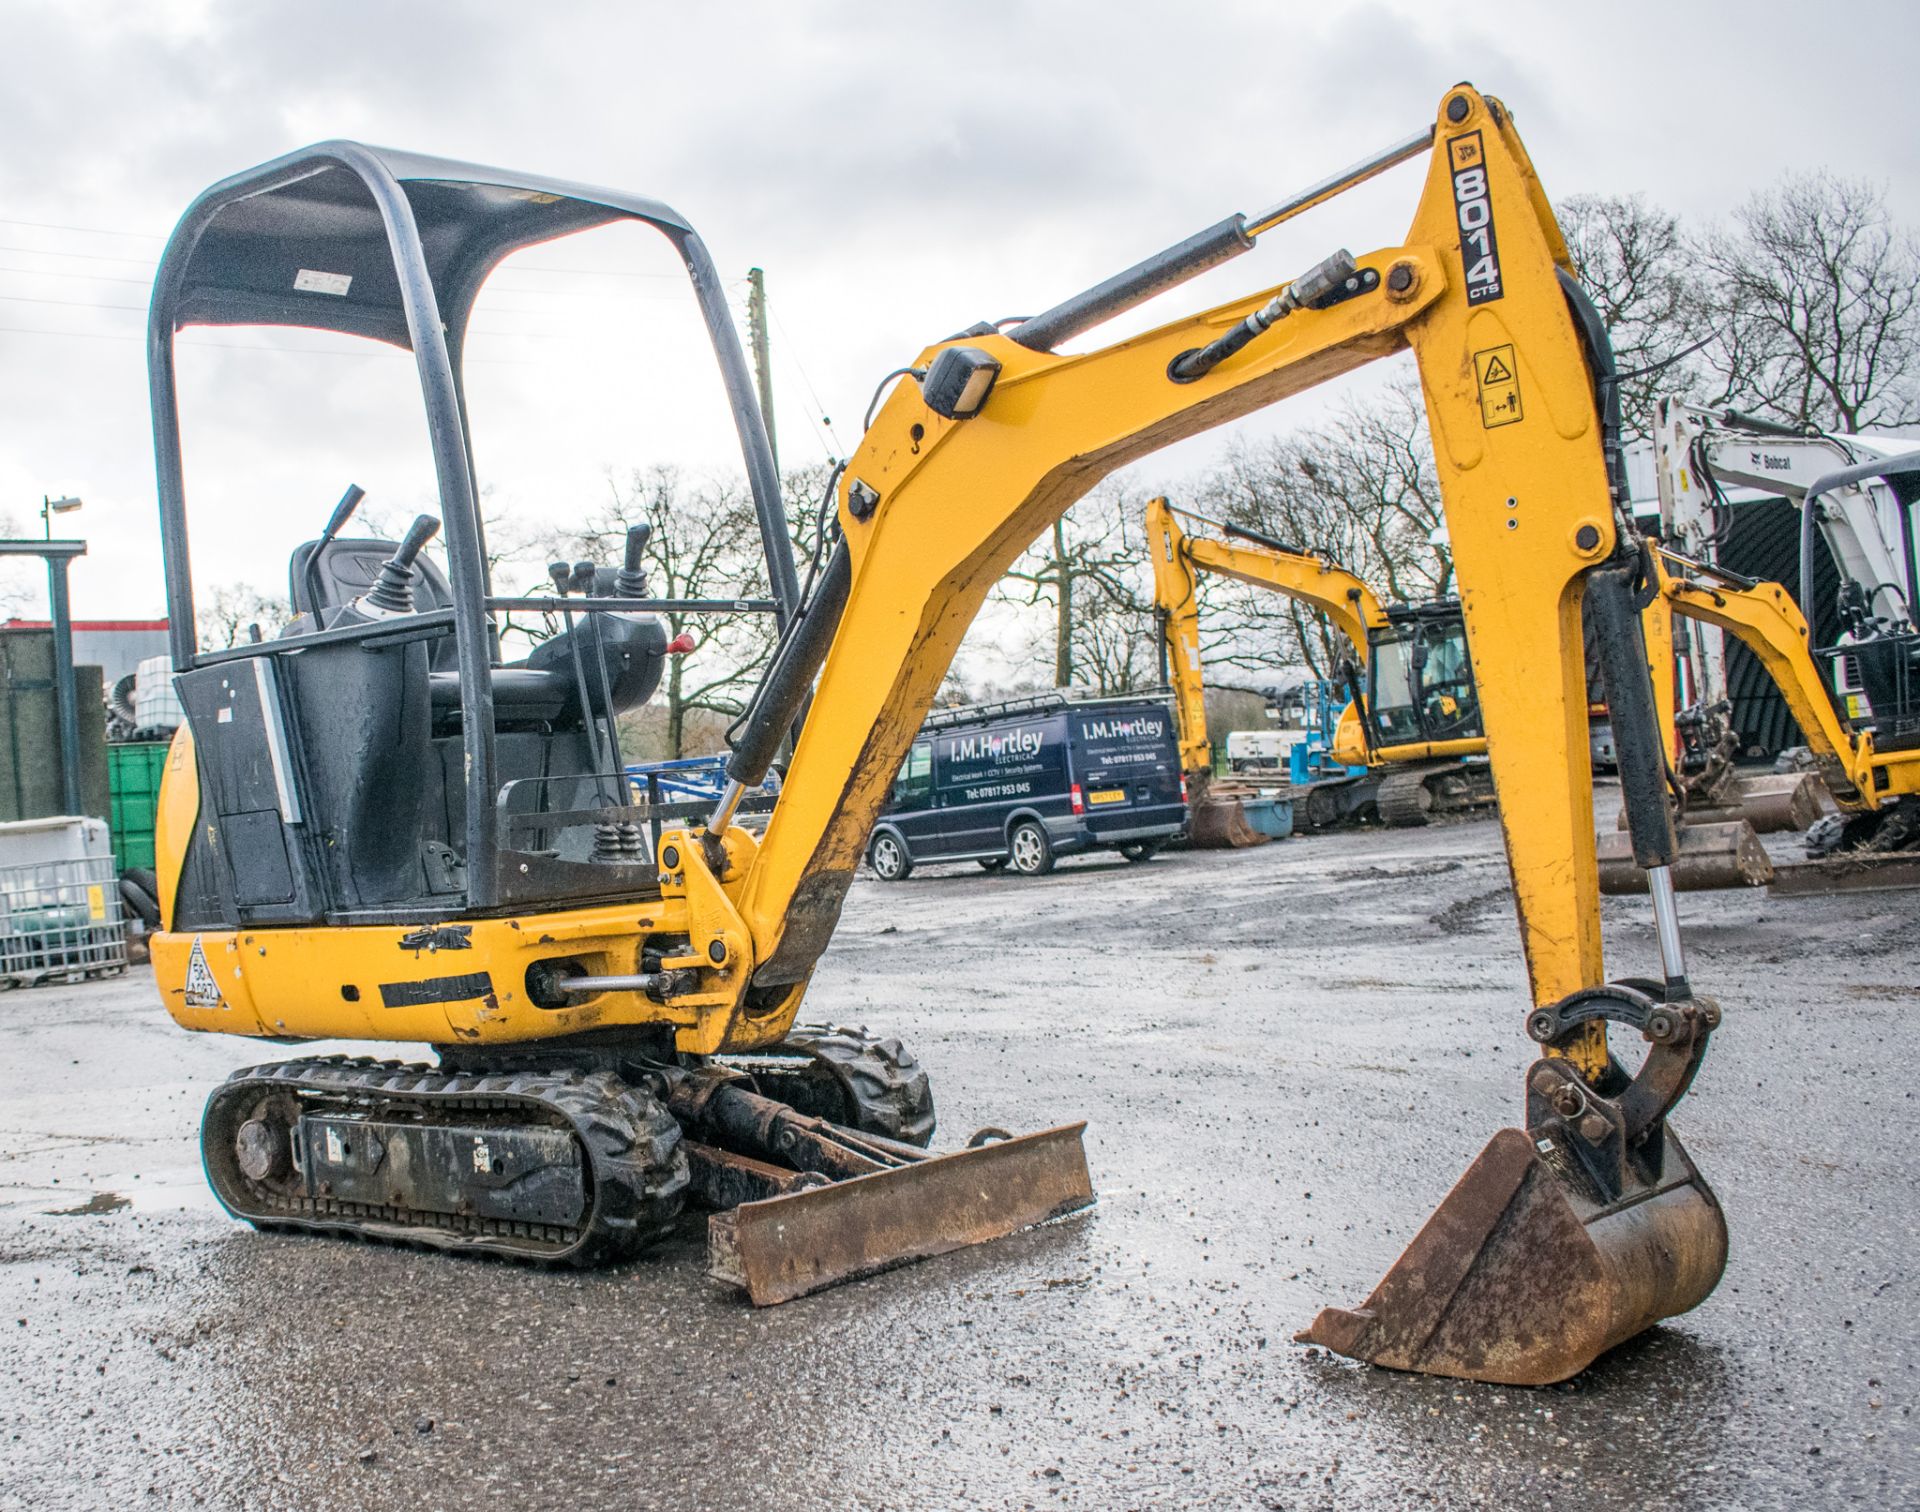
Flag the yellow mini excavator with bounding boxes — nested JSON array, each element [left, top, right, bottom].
[[1147, 497, 1495, 836], [151, 87, 1731, 1385], [1650, 547, 1920, 892]]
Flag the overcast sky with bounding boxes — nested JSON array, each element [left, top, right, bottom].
[[3, 0, 1918, 627]]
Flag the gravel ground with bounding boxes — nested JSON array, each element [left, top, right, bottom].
[[1, 810, 1914, 1510]]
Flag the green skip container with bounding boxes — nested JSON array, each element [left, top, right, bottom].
[[107, 741, 171, 874]]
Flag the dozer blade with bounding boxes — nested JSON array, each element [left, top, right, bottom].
[[707, 1123, 1094, 1305], [1597, 820, 1771, 893], [1188, 794, 1270, 848], [1298, 1123, 1726, 1385]]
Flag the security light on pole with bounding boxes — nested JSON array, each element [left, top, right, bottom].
[[40, 495, 82, 540]]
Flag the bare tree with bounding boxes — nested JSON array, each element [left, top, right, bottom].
[[196, 583, 290, 649], [1192, 375, 1451, 680], [533, 465, 775, 758], [1559, 192, 1715, 439], [1700, 173, 1920, 432], [995, 482, 1153, 688]]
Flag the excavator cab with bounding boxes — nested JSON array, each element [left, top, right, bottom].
[[148, 143, 1093, 1287], [148, 146, 798, 926], [1805, 456, 1920, 752], [1364, 602, 1484, 746]]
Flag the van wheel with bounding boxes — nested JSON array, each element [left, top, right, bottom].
[[1119, 842, 1159, 862], [868, 832, 912, 882], [977, 858, 1007, 872], [1008, 821, 1055, 877]]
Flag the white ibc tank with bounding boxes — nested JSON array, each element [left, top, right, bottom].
[[133, 654, 185, 731]]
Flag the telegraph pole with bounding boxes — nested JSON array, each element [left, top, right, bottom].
[[746, 267, 779, 475]]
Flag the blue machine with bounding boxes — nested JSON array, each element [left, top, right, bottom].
[[626, 755, 781, 806], [1283, 679, 1367, 789]]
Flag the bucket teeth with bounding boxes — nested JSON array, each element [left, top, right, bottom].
[[1299, 1124, 1726, 1385]]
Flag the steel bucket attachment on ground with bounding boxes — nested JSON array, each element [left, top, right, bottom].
[[1598, 820, 1771, 893], [1613, 777, 1825, 836], [1188, 794, 1270, 848], [1299, 982, 1727, 1385], [1714, 772, 1827, 834], [662, 1073, 1094, 1305]]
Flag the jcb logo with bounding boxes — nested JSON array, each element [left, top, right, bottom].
[[1449, 132, 1503, 306]]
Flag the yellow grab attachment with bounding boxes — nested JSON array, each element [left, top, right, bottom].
[[707, 1123, 1094, 1305]]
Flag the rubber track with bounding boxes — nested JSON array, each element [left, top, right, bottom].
[[1375, 768, 1436, 828], [202, 1056, 688, 1266]]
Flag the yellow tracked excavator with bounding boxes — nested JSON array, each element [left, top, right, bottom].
[[151, 87, 1731, 1384], [1147, 496, 1496, 840]]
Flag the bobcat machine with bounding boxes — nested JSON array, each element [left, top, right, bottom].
[[1148, 497, 1495, 841], [151, 87, 1732, 1385]]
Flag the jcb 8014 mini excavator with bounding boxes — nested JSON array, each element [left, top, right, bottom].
[[152, 86, 1732, 1384], [1147, 497, 1495, 836]]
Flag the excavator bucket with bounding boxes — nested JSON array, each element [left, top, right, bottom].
[[705, 1123, 1095, 1305], [1597, 820, 1771, 893], [1720, 771, 1828, 834], [1187, 794, 1270, 848], [1298, 1122, 1726, 1385]]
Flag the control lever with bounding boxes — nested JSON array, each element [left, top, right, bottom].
[[304, 482, 367, 614], [617, 524, 651, 598], [570, 561, 596, 596], [358, 514, 440, 616], [548, 561, 573, 597]]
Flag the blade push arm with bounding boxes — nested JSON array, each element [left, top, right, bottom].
[[661, 86, 1636, 1062]]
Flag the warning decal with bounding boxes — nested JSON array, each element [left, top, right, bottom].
[[184, 936, 223, 1008], [1473, 344, 1523, 428]]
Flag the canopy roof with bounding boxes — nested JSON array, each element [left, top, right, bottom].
[[157, 142, 695, 348]]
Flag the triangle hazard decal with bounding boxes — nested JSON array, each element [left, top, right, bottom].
[[1481, 353, 1513, 383], [184, 936, 223, 1008]]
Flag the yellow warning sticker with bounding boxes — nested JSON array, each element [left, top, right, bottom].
[[86, 883, 105, 921], [1473, 344, 1523, 427], [184, 936, 224, 1008]]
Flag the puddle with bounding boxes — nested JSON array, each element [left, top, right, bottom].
[[45, 1190, 131, 1216]]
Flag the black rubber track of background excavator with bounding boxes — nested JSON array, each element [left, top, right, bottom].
[[200, 1057, 688, 1266], [1375, 768, 1438, 827], [1375, 764, 1497, 828]]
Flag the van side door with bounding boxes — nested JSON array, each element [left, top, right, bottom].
[[885, 740, 939, 859]]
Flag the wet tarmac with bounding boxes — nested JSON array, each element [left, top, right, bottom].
[[2, 812, 1915, 1509]]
